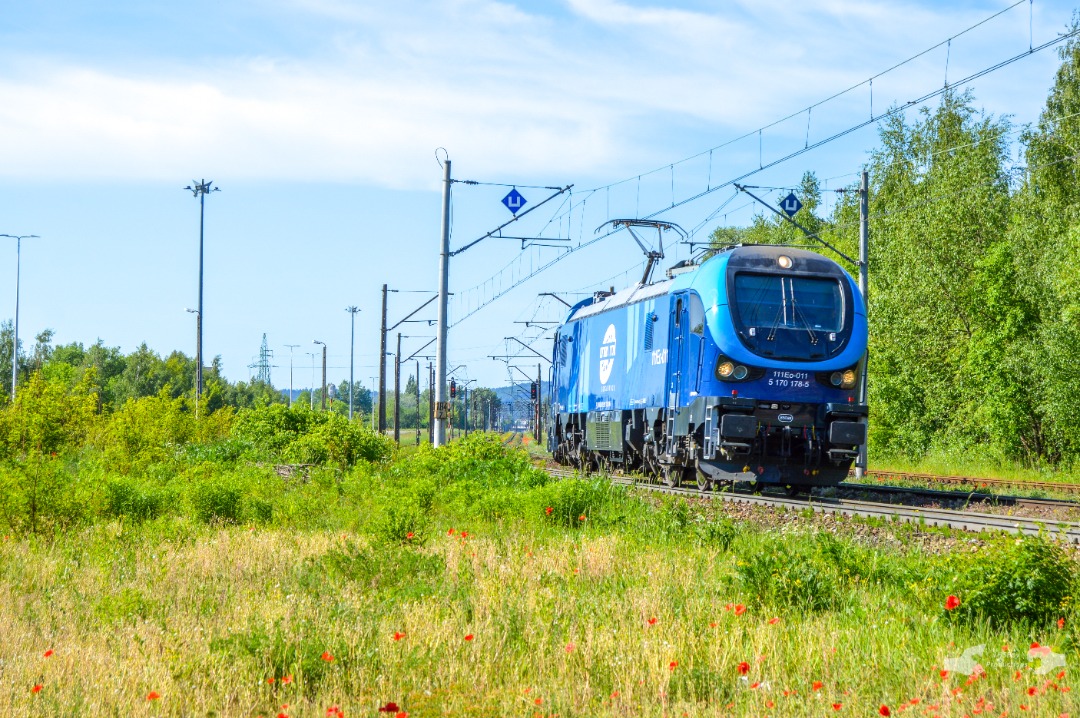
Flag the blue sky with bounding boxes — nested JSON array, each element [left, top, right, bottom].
[[0, 0, 1075, 391]]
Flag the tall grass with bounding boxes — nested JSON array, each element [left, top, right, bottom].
[[0, 434, 1076, 716]]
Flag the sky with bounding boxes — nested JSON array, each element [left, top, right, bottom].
[[0, 0, 1076, 391]]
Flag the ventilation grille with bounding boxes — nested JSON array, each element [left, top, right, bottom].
[[644, 316, 655, 351]]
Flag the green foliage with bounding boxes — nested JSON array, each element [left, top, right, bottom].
[[947, 535, 1076, 627], [231, 404, 393, 467], [103, 476, 166, 523], [734, 540, 838, 612]]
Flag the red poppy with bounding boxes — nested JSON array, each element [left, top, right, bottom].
[[879, 706, 891, 717], [768, 617, 780, 625], [460, 531, 469, 538], [464, 634, 474, 641], [267, 678, 275, 684], [1031, 642, 1040, 649], [1028, 687, 1037, 696], [647, 617, 658, 625], [812, 681, 823, 691], [43, 649, 54, 658], [737, 661, 750, 675], [147, 691, 161, 700], [447, 528, 455, 535], [750, 681, 760, 689], [940, 670, 948, 678], [325, 707, 343, 718], [766, 700, 775, 708], [393, 631, 406, 641], [405, 532, 414, 540], [321, 651, 334, 662], [31, 684, 42, 694], [945, 595, 961, 611], [668, 661, 679, 670], [281, 675, 293, 684], [1057, 670, 1066, 680], [1058, 617, 1066, 629], [534, 698, 542, 705], [565, 642, 575, 653], [832, 704, 842, 711], [395, 713, 407, 718], [278, 713, 289, 718], [378, 702, 401, 713], [545, 507, 553, 515], [734, 604, 747, 616], [709, 621, 717, 628]]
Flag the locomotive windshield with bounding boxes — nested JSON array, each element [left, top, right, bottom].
[[732, 273, 845, 360]]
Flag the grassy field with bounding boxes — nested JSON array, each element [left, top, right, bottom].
[[1, 434, 1078, 717]]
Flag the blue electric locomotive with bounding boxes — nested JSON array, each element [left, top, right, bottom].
[[548, 244, 868, 490]]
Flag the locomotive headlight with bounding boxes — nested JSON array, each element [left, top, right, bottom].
[[733, 365, 749, 380], [841, 369, 857, 388], [777, 255, 793, 269], [717, 361, 735, 378], [830, 371, 843, 387]]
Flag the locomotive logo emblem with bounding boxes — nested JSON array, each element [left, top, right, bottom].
[[778, 414, 794, 423], [598, 324, 617, 384]]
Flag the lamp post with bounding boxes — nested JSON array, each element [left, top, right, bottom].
[[346, 306, 360, 420], [185, 308, 201, 417], [307, 352, 316, 410], [183, 180, 219, 404], [313, 340, 327, 411], [284, 344, 299, 407], [1, 235, 39, 403]]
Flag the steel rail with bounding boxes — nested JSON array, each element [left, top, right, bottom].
[[858, 469, 1080, 495], [547, 468, 1080, 543]]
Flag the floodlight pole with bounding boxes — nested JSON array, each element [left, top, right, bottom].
[[184, 180, 219, 404], [434, 157, 451, 447], [313, 340, 327, 411], [346, 306, 360, 420], [2, 234, 39, 401]]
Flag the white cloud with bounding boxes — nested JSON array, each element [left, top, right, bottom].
[[0, 0, 1068, 188]]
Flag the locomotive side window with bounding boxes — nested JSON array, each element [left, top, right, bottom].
[[689, 294, 705, 335], [674, 298, 682, 326]]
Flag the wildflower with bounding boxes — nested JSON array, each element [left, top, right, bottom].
[[669, 661, 678, 670], [945, 595, 961, 611], [281, 675, 293, 684], [879, 706, 891, 717], [766, 700, 775, 708], [709, 621, 717, 628], [565, 642, 575, 653], [832, 704, 842, 711], [278, 713, 289, 718], [750, 681, 760, 689], [147, 691, 161, 700], [812, 681, 823, 691], [738, 662, 750, 675], [31, 685, 43, 694], [393, 632, 406, 641], [447, 528, 455, 535], [378, 702, 401, 713], [940, 670, 949, 679], [1031, 641, 1041, 649], [464, 634, 474, 641], [734, 604, 747, 616], [325, 707, 343, 718], [405, 532, 414, 540], [395, 712, 407, 718], [1057, 671, 1066, 680], [267, 678, 275, 684], [545, 507, 553, 515], [647, 617, 658, 625], [1028, 687, 1037, 696], [768, 617, 780, 625], [460, 531, 468, 538], [321, 651, 334, 662], [578, 514, 586, 521], [1058, 617, 1066, 629], [43, 649, 54, 658], [534, 698, 542, 705]]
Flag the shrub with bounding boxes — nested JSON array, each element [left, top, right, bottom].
[[947, 535, 1076, 626], [232, 405, 393, 467], [735, 541, 838, 612], [103, 477, 165, 523]]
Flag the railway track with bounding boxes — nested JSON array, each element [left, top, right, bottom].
[[858, 468, 1080, 495], [547, 467, 1080, 543]]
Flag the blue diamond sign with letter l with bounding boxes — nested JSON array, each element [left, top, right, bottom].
[[780, 192, 802, 218], [502, 188, 527, 215]]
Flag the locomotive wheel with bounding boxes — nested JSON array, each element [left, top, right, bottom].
[[662, 465, 681, 488], [696, 471, 713, 492]]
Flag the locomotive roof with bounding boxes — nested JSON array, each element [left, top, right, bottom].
[[563, 245, 852, 324]]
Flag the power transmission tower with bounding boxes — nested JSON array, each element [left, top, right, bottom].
[[250, 333, 274, 384]]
